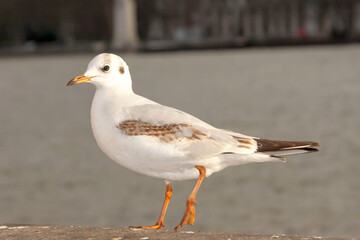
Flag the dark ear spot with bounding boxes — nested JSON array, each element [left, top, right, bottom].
[[119, 66, 125, 74]]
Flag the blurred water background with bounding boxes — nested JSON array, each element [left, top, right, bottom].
[[1, 45, 360, 238], [1, 0, 360, 239]]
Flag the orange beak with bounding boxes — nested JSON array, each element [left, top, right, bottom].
[[67, 74, 95, 86]]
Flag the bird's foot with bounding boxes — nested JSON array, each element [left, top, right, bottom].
[[175, 198, 196, 230], [130, 222, 164, 229]]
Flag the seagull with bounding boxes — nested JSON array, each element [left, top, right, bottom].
[[67, 53, 319, 230]]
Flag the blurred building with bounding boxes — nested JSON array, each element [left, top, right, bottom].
[[138, 0, 360, 49], [0, 0, 114, 53], [0, 0, 360, 53]]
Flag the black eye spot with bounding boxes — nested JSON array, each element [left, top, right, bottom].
[[102, 65, 110, 72], [119, 66, 125, 74]]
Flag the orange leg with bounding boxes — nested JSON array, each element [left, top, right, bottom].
[[130, 183, 172, 229], [175, 166, 206, 230]]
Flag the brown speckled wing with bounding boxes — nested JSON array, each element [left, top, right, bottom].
[[232, 136, 255, 149], [118, 120, 208, 143], [117, 120, 258, 160]]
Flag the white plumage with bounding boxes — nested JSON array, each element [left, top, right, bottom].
[[67, 53, 319, 229]]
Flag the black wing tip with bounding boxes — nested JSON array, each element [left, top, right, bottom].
[[255, 138, 320, 152]]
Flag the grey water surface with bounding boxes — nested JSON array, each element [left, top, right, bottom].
[[0, 45, 359, 238]]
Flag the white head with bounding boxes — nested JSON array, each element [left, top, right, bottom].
[[68, 53, 133, 93]]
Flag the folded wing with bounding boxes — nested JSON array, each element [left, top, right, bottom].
[[119, 104, 319, 161]]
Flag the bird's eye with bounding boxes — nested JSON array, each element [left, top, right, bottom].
[[102, 65, 110, 72]]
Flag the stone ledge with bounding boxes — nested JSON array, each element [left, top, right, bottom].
[[0, 225, 352, 240]]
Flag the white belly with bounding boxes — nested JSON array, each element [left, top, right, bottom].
[[91, 120, 214, 180], [89, 90, 225, 181]]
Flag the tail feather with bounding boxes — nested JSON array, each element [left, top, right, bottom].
[[254, 138, 319, 158], [220, 137, 319, 166], [255, 138, 319, 152]]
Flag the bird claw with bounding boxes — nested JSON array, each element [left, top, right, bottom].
[[130, 222, 164, 229], [175, 203, 196, 230]]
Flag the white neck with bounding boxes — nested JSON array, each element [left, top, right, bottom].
[[93, 72, 133, 94]]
